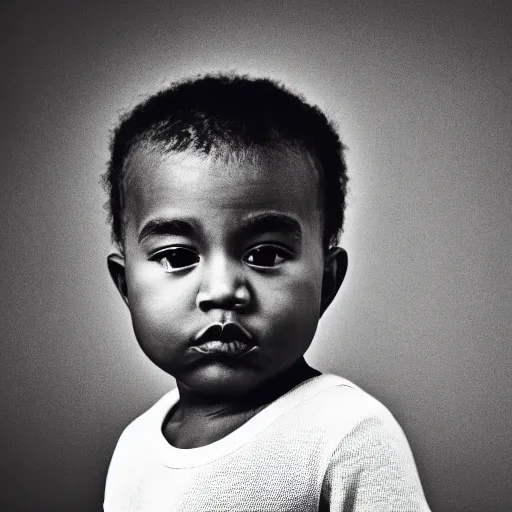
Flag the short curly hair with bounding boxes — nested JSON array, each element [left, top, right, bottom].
[[103, 73, 348, 250]]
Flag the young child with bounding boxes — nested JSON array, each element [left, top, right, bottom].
[[102, 74, 431, 511]]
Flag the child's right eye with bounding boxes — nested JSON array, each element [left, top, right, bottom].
[[154, 247, 200, 273]]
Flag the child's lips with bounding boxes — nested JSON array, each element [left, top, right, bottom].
[[190, 321, 257, 357]]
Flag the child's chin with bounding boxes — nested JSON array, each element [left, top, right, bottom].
[[180, 363, 264, 398]]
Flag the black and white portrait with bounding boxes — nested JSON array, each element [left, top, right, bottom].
[[2, 1, 511, 511]]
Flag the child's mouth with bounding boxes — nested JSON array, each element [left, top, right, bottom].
[[190, 340, 257, 357], [190, 321, 257, 357]]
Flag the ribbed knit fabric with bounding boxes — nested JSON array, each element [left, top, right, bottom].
[[104, 374, 431, 511]]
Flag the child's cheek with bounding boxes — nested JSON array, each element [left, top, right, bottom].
[[128, 259, 194, 304], [126, 263, 195, 341], [262, 272, 321, 308], [258, 268, 323, 339]]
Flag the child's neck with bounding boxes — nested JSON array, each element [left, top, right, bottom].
[[164, 359, 320, 448], [180, 358, 319, 417]]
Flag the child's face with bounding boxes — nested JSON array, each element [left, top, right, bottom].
[[114, 145, 337, 398]]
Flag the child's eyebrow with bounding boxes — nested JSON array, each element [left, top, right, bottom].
[[137, 213, 302, 245], [138, 218, 198, 244], [237, 212, 302, 242]]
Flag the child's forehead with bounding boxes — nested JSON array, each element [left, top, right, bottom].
[[123, 144, 322, 209]]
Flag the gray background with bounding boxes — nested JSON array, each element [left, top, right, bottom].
[[2, 1, 511, 511]]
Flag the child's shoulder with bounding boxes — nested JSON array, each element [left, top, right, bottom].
[[287, 373, 399, 432], [281, 374, 414, 466], [115, 388, 179, 447]]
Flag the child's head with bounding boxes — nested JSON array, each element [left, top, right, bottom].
[[104, 74, 349, 398]]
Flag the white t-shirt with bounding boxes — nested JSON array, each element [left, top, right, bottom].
[[104, 374, 431, 511]]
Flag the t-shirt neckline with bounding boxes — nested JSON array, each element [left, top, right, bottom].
[[147, 373, 348, 468]]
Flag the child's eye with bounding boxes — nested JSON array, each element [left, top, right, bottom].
[[155, 247, 200, 273], [244, 245, 290, 269]]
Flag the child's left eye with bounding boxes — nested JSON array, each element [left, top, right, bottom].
[[244, 245, 290, 268]]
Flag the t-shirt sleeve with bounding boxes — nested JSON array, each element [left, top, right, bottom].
[[320, 406, 431, 512]]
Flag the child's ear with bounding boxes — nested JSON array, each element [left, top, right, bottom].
[[320, 247, 348, 317], [107, 252, 129, 307]]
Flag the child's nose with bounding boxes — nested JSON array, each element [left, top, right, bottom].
[[195, 255, 251, 312]]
